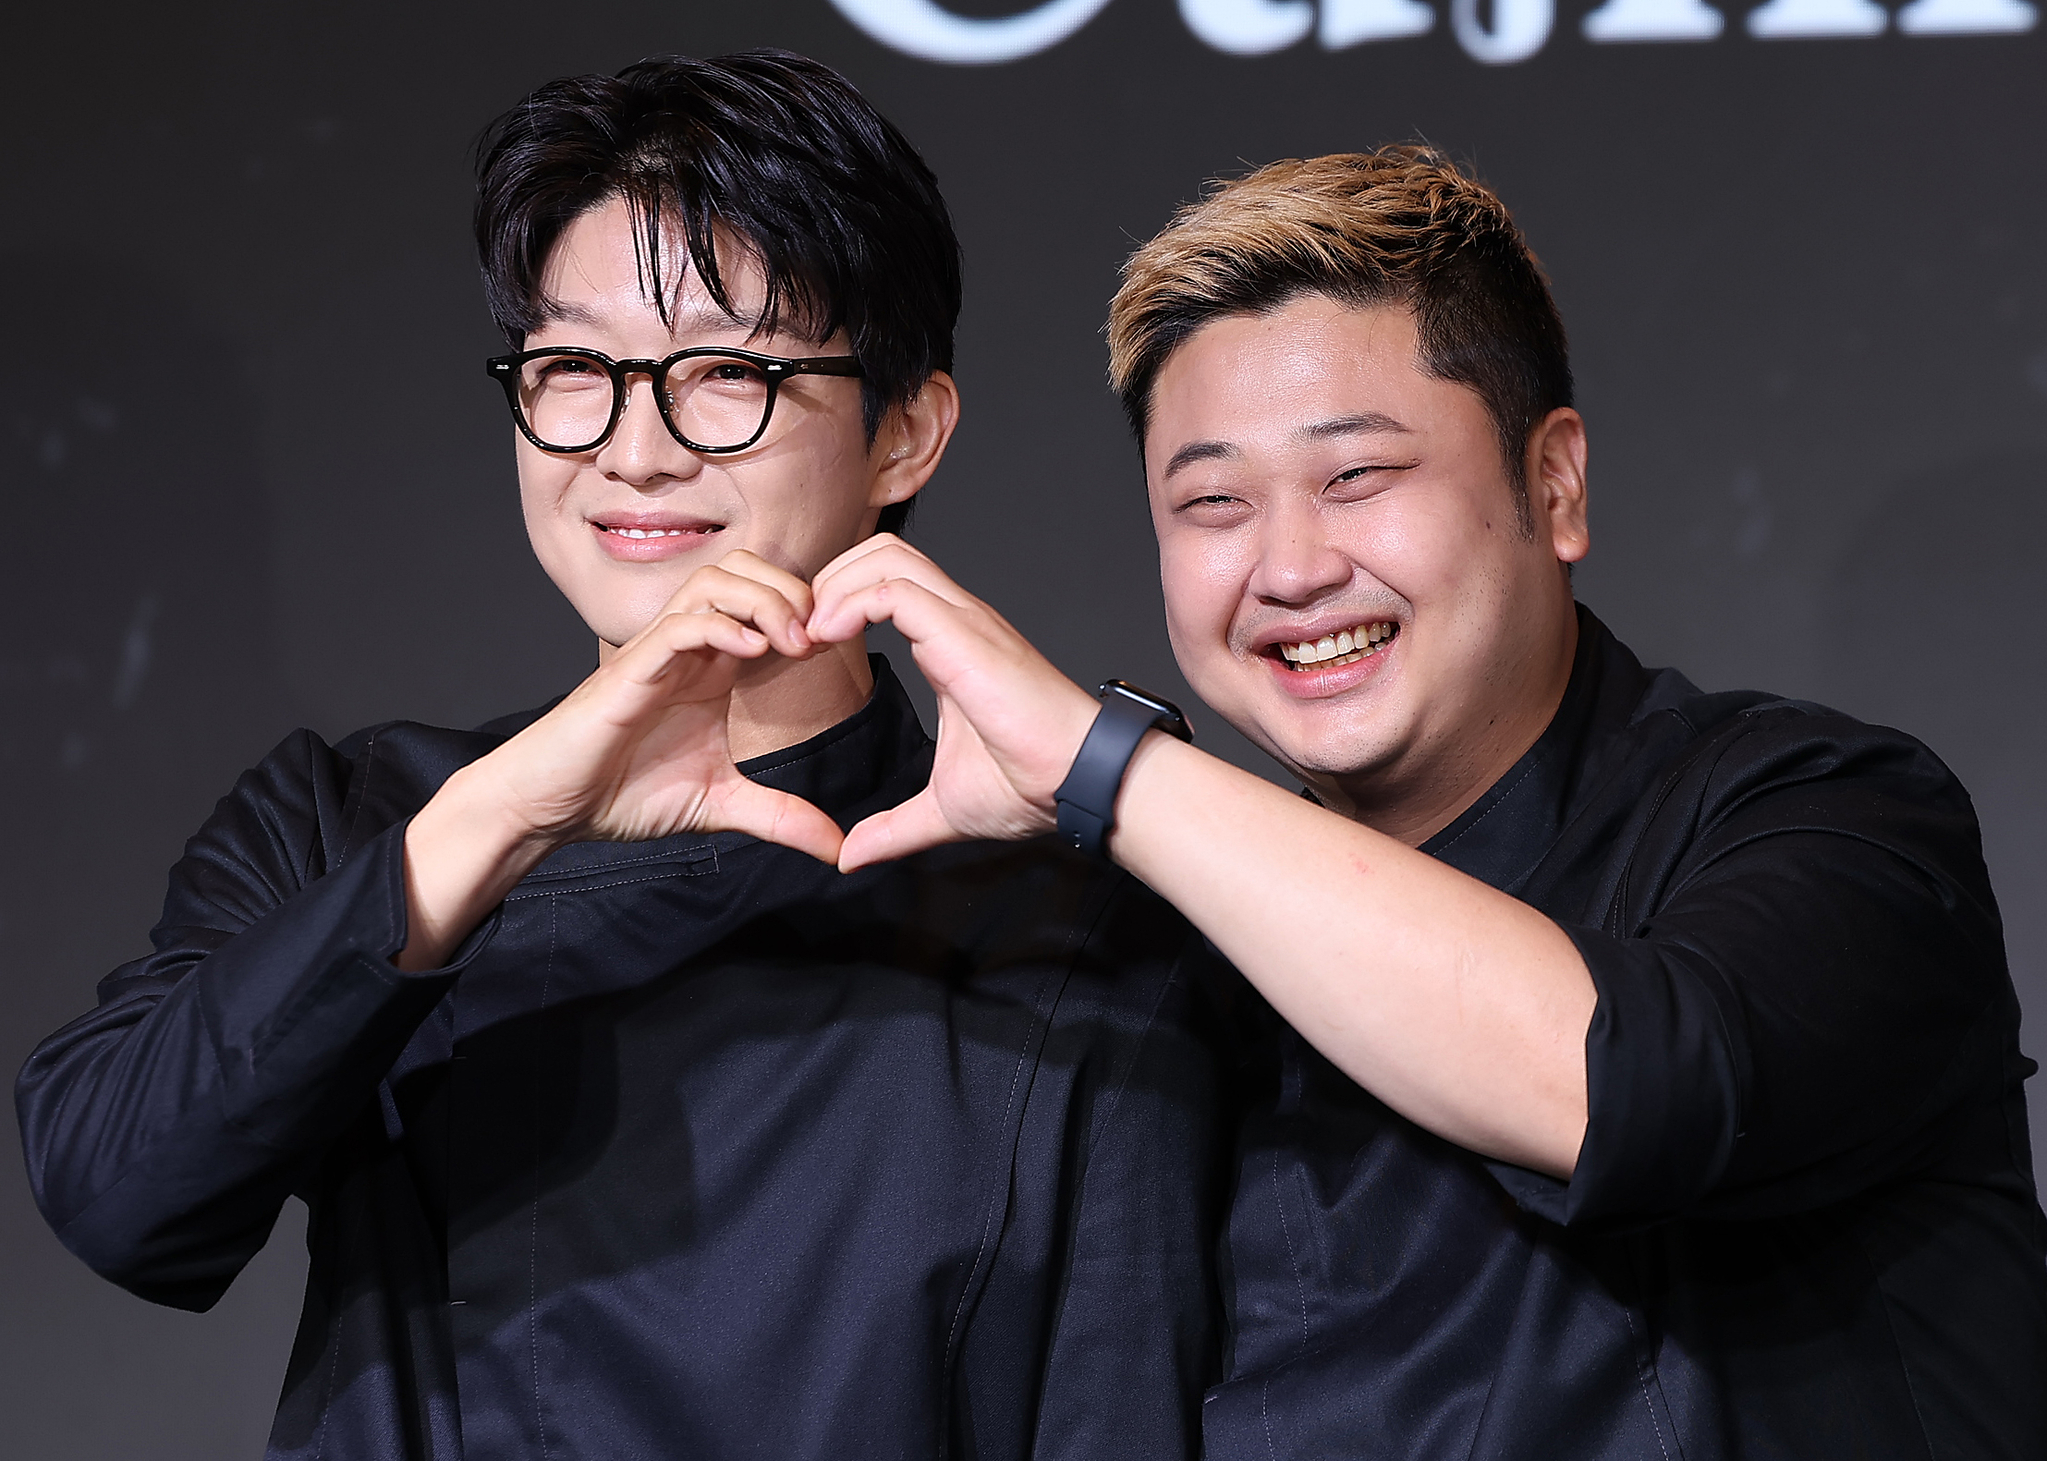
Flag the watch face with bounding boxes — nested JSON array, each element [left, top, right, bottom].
[[1099, 680, 1193, 741]]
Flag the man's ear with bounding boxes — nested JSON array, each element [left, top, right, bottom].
[[869, 372, 962, 509], [1524, 407, 1589, 566]]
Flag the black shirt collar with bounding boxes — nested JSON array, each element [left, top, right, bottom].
[[736, 654, 933, 827], [1418, 606, 1651, 895]]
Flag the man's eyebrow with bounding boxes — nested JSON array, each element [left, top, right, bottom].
[[665, 303, 762, 338], [529, 298, 601, 329], [1296, 411, 1411, 441], [1162, 439, 1239, 480], [1162, 412, 1413, 481]]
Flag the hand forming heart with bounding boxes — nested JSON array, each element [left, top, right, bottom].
[[397, 537, 1100, 969], [804, 534, 1102, 871]]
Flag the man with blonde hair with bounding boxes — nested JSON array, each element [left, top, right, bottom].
[[796, 147, 2047, 1457]]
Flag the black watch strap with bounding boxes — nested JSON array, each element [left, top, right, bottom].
[[1053, 680, 1193, 859]]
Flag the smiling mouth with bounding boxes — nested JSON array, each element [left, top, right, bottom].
[[597, 523, 721, 540], [1275, 621, 1399, 671]]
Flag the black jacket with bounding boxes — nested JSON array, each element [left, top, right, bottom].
[[1207, 609, 2047, 1460], [19, 660, 1231, 1461]]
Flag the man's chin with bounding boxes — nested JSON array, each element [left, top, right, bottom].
[[1210, 695, 1398, 790], [584, 595, 688, 658]]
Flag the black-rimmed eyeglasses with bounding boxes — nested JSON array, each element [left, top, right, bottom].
[[485, 346, 864, 455]]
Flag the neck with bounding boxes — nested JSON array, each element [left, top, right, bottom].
[[730, 634, 875, 762]]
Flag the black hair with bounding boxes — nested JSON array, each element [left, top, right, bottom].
[[474, 50, 961, 535]]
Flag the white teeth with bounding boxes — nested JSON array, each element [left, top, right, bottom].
[[610, 526, 684, 539], [1279, 621, 1398, 667]]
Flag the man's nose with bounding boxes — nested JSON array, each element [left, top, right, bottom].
[[593, 375, 695, 485], [1248, 498, 1354, 605]]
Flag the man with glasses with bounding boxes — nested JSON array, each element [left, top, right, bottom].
[[18, 52, 1229, 1461]]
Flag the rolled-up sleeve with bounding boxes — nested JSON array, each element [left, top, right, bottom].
[[1490, 714, 2008, 1227]]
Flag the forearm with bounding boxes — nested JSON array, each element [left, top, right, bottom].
[[18, 826, 457, 1303], [1109, 734, 1594, 1176]]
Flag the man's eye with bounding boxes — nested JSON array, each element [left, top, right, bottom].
[[705, 361, 767, 385], [540, 359, 602, 382], [1329, 460, 1417, 492]]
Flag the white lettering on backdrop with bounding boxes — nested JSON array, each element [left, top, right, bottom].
[[824, 0, 1117, 63], [1452, 0, 1556, 58], [827, 0, 2035, 60]]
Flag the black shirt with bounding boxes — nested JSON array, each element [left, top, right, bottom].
[[18, 660, 1230, 1461], [1206, 608, 2047, 1460]]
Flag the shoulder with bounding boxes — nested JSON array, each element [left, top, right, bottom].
[[1585, 615, 1966, 825], [1656, 689, 1971, 833], [171, 707, 545, 908], [1615, 679, 1990, 915]]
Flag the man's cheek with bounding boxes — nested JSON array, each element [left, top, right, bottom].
[[1166, 539, 1238, 622]]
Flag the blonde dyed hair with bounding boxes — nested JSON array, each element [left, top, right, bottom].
[[1106, 147, 1571, 511]]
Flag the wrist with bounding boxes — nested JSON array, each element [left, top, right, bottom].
[[1100, 729, 1196, 862], [433, 759, 572, 860], [1052, 682, 1193, 859], [397, 768, 560, 973], [1043, 685, 1106, 807], [409, 762, 563, 901]]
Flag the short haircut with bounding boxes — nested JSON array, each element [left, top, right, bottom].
[[1107, 148, 1571, 525], [474, 50, 962, 535]]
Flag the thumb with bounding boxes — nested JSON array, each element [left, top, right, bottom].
[[708, 779, 847, 866], [838, 787, 962, 872]]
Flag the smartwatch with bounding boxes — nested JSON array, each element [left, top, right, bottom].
[[1053, 680, 1194, 860]]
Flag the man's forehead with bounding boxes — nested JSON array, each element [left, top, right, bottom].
[[530, 201, 804, 341], [1145, 302, 1458, 471], [1178, 298, 1416, 375]]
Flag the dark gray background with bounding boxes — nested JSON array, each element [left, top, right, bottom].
[[2, 2, 2040, 1455]]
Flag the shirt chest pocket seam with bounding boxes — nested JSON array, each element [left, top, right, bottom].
[[503, 852, 720, 900]]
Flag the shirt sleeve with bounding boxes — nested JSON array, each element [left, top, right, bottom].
[[13, 729, 486, 1310], [1490, 709, 2014, 1227]]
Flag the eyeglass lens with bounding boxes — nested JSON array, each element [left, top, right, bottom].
[[515, 354, 775, 451]]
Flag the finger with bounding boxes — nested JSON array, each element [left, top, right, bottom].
[[645, 562, 812, 657], [810, 530, 915, 587], [808, 540, 975, 635], [708, 778, 848, 866], [809, 577, 1024, 698], [705, 549, 818, 625], [812, 538, 967, 613], [809, 566, 991, 649], [838, 787, 963, 872], [605, 609, 771, 695]]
